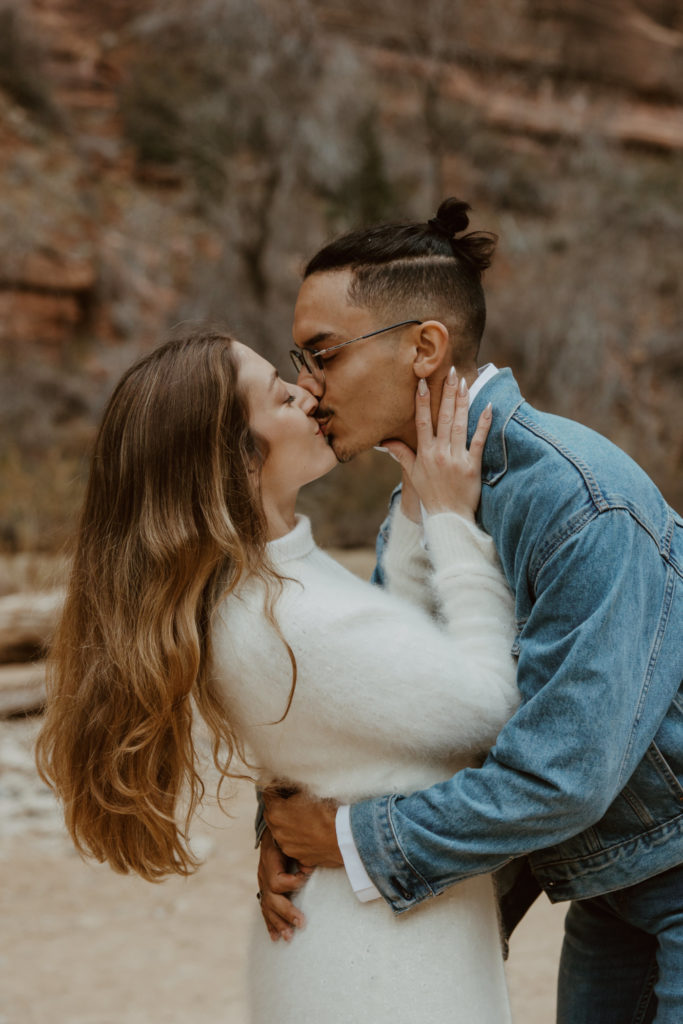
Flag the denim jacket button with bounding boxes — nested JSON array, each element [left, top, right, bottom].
[[390, 876, 412, 900]]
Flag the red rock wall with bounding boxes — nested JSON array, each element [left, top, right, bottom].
[[1, 0, 681, 548]]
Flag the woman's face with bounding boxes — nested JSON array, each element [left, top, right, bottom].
[[236, 343, 337, 498]]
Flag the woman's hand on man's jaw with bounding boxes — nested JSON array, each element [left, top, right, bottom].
[[383, 369, 492, 523]]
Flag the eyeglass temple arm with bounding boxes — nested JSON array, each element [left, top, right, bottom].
[[318, 320, 423, 357]]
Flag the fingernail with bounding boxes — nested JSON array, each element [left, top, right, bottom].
[[484, 402, 492, 417], [283, 929, 293, 942], [418, 378, 428, 396], [447, 365, 457, 386], [459, 377, 468, 396], [373, 445, 390, 453]]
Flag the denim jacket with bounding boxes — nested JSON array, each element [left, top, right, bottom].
[[353, 369, 683, 913]]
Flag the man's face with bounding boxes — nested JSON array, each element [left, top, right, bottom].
[[291, 270, 418, 463]]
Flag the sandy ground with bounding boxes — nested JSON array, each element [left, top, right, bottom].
[[0, 548, 567, 1023], [1, 713, 566, 1024]]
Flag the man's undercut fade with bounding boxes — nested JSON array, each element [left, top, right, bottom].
[[304, 198, 497, 363]]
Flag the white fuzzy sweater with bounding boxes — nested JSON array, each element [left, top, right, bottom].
[[212, 508, 519, 1024], [213, 508, 518, 804]]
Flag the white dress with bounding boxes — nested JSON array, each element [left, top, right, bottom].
[[212, 508, 519, 1024]]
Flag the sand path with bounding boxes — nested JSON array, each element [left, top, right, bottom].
[[1, 713, 565, 1024]]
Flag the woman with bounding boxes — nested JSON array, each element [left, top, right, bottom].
[[36, 328, 519, 1023]]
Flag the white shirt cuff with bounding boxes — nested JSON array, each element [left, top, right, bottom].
[[335, 804, 381, 903]]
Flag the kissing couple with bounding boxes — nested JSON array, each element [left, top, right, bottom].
[[38, 198, 683, 1023]]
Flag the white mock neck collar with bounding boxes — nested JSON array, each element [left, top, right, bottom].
[[266, 514, 315, 563]]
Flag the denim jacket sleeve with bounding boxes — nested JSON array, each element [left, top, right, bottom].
[[349, 507, 682, 912]]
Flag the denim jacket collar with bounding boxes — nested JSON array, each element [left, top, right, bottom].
[[468, 368, 525, 486]]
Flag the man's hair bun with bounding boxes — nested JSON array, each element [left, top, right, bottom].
[[427, 197, 496, 271], [428, 198, 471, 239]]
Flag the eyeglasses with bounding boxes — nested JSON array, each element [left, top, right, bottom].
[[289, 319, 422, 393]]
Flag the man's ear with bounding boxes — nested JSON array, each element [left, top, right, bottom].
[[412, 321, 451, 379]]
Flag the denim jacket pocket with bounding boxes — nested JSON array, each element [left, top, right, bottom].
[[612, 736, 683, 835], [648, 689, 683, 804], [647, 739, 683, 803]]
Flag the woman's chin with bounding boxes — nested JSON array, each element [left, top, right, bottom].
[[301, 450, 339, 488], [318, 450, 341, 479]]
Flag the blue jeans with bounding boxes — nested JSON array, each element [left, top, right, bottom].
[[557, 864, 683, 1023]]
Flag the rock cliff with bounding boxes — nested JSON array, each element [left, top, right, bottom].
[[1, 0, 681, 548]]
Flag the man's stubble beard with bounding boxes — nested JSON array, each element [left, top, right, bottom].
[[329, 436, 358, 464], [318, 409, 367, 464], [322, 401, 409, 464], [326, 426, 375, 464], [327, 415, 410, 464]]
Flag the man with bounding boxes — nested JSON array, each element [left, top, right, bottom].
[[259, 198, 683, 1022]]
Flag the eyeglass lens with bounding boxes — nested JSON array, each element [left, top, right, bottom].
[[291, 350, 322, 379]]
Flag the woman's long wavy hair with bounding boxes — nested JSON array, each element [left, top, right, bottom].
[[36, 329, 293, 881]]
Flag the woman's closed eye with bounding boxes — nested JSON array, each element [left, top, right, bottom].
[[275, 379, 295, 405]]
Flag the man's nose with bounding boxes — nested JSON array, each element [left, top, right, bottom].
[[292, 384, 319, 417], [297, 367, 325, 399]]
